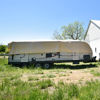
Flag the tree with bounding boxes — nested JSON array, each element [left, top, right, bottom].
[[0, 45, 6, 53], [53, 21, 85, 40]]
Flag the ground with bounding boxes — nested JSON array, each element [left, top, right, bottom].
[[0, 58, 100, 100], [19, 63, 100, 84], [20, 65, 98, 84]]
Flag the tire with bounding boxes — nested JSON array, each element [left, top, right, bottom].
[[44, 63, 50, 69], [35, 63, 41, 68]]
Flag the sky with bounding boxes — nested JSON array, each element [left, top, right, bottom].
[[0, 0, 100, 44]]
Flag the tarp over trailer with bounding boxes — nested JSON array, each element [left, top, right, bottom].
[[8, 40, 92, 55]]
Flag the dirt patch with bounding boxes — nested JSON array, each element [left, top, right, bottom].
[[21, 69, 99, 84]]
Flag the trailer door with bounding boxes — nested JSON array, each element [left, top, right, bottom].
[[73, 53, 79, 60]]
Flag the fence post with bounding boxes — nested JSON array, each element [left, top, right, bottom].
[[4, 53, 5, 59]]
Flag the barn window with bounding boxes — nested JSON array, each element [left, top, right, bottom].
[[95, 48, 97, 53], [99, 53, 100, 58]]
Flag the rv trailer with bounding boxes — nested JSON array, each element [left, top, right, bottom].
[[8, 40, 94, 68]]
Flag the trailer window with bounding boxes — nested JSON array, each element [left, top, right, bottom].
[[46, 53, 52, 58], [95, 48, 97, 53], [41, 53, 43, 56], [57, 52, 60, 58]]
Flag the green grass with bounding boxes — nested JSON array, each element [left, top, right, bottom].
[[47, 74, 56, 78], [53, 80, 100, 100], [41, 74, 56, 78], [0, 58, 100, 100], [1, 78, 100, 100], [28, 76, 39, 81], [34, 68, 44, 74], [37, 79, 53, 89], [90, 69, 100, 76]]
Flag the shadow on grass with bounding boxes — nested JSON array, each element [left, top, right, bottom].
[[52, 63, 98, 69], [5, 63, 99, 70]]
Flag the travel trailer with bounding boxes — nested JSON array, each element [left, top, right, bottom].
[[8, 40, 94, 68]]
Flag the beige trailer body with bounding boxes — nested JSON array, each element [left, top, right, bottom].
[[8, 40, 92, 64], [9, 41, 92, 54]]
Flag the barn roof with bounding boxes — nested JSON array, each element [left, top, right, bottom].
[[84, 20, 100, 39], [91, 20, 100, 29]]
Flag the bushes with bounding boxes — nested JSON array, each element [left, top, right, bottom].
[[0, 45, 6, 52]]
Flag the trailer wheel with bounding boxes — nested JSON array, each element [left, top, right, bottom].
[[44, 63, 50, 69], [35, 63, 41, 68]]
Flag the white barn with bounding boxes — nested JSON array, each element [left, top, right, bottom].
[[85, 20, 100, 60]]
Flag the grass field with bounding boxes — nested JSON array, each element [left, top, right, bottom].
[[0, 58, 100, 100]]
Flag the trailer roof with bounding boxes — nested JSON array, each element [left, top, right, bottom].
[[8, 40, 92, 55], [9, 40, 83, 43]]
